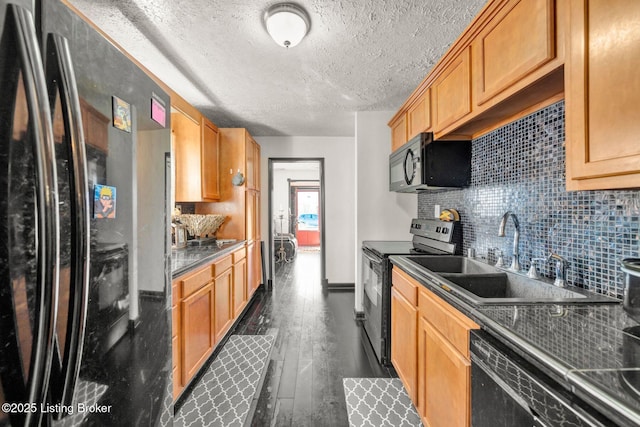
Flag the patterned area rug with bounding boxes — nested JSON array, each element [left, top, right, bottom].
[[343, 378, 423, 427], [175, 334, 275, 427], [52, 379, 108, 427]]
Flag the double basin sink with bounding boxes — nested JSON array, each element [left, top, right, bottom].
[[404, 255, 618, 305]]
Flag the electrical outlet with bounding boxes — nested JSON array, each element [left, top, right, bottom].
[[434, 204, 440, 218]]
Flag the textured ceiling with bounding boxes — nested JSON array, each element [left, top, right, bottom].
[[67, 0, 486, 136]]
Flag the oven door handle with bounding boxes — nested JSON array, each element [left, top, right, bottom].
[[45, 33, 90, 412], [362, 249, 383, 266]]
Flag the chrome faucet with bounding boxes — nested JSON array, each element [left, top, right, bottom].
[[498, 211, 521, 272], [548, 253, 569, 287]]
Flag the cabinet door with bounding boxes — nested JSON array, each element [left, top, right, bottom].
[[252, 242, 262, 293], [424, 320, 471, 427], [172, 110, 202, 202], [253, 142, 261, 190], [214, 268, 233, 342], [246, 191, 256, 241], [407, 89, 431, 139], [181, 282, 214, 382], [233, 257, 248, 317], [201, 118, 220, 200], [391, 286, 418, 404], [434, 46, 472, 133], [247, 242, 262, 297], [390, 114, 408, 152], [474, 0, 556, 105], [245, 135, 256, 190], [566, 0, 640, 190]]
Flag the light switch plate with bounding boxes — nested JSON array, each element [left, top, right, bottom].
[[434, 204, 440, 218]]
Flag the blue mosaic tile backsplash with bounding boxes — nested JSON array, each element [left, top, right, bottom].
[[418, 101, 640, 298]]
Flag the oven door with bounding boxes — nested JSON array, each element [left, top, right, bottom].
[[362, 248, 385, 363]]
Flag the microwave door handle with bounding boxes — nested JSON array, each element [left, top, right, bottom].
[[12, 5, 60, 426], [403, 148, 415, 185], [46, 33, 91, 412]]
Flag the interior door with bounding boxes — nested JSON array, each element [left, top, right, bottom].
[[294, 188, 320, 247]]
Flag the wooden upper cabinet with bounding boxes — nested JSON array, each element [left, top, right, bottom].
[[254, 143, 261, 190], [245, 135, 261, 191], [565, 0, 640, 190], [407, 88, 431, 140], [201, 117, 220, 200], [433, 46, 472, 133], [173, 109, 202, 202], [172, 109, 220, 202], [391, 0, 565, 141], [390, 114, 408, 152], [79, 98, 109, 152], [473, 0, 557, 106]]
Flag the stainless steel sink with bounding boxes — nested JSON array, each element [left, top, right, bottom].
[[403, 255, 618, 305], [406, 256, 499, 274]]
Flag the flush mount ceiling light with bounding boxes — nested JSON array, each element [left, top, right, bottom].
[[264, 3, 310, 48]]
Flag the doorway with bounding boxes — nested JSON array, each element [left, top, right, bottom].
[[268, 159, 326, 286]]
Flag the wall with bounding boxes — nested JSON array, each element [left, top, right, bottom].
[[355, 111, 417, 311], [256, 136, 356, 284], [137, 129, 171, 293], [418, 101, 640, 298]]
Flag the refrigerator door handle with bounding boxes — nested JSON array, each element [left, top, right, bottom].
[[46, 33, 91, 412], [11, 5, 60, 426]]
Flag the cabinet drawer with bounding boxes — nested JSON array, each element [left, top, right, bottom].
[[213, 255, 233, 277], [232, 247, 247, 263], [180, 266, 212, 298], [418, 287, 478, 358], [391, 267, 418, 306]]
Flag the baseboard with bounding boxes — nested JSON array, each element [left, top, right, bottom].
[[326, 282, 355, 291], [139, 290, 165, 300]]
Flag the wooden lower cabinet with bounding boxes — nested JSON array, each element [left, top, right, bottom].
[[390, 286, 418, 404], [247, 241, 262, 297], [172, 246, 256, 401], [181, 281, 214, 382], [392, 266, 478, 426], [419, 317, 471, 427], [214, 266, 233, 342], [233, 256, 248, 317]]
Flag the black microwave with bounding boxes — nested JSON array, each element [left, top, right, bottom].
[[389, 132, 472, 193]]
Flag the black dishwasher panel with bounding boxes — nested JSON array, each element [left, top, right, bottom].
[[470, 330, 612, 427]]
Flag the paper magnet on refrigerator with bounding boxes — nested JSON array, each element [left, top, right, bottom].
[[112, 95, 131, 132], [94, 184, 117, 219]]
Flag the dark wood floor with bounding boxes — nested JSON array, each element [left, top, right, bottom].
[[234, 251, 394, 426]]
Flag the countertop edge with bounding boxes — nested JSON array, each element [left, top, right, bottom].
[[389, 255, 640, 427], [172, 241, 247, 279]]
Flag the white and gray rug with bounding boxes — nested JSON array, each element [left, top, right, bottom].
[[52, 379, 108, 427], [175, 334, 275, 427], [343, 378, 422, 427]]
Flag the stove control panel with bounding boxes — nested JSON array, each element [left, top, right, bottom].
[[410, 218, 455, 243]]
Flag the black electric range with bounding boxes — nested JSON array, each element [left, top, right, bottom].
[[361, 218, 462, 365]]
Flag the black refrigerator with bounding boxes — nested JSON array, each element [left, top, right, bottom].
[[0, 0, 172, 425]]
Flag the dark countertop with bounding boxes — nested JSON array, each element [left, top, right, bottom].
[[389, 255, 640, 427], [172, 240, 246, 278]]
